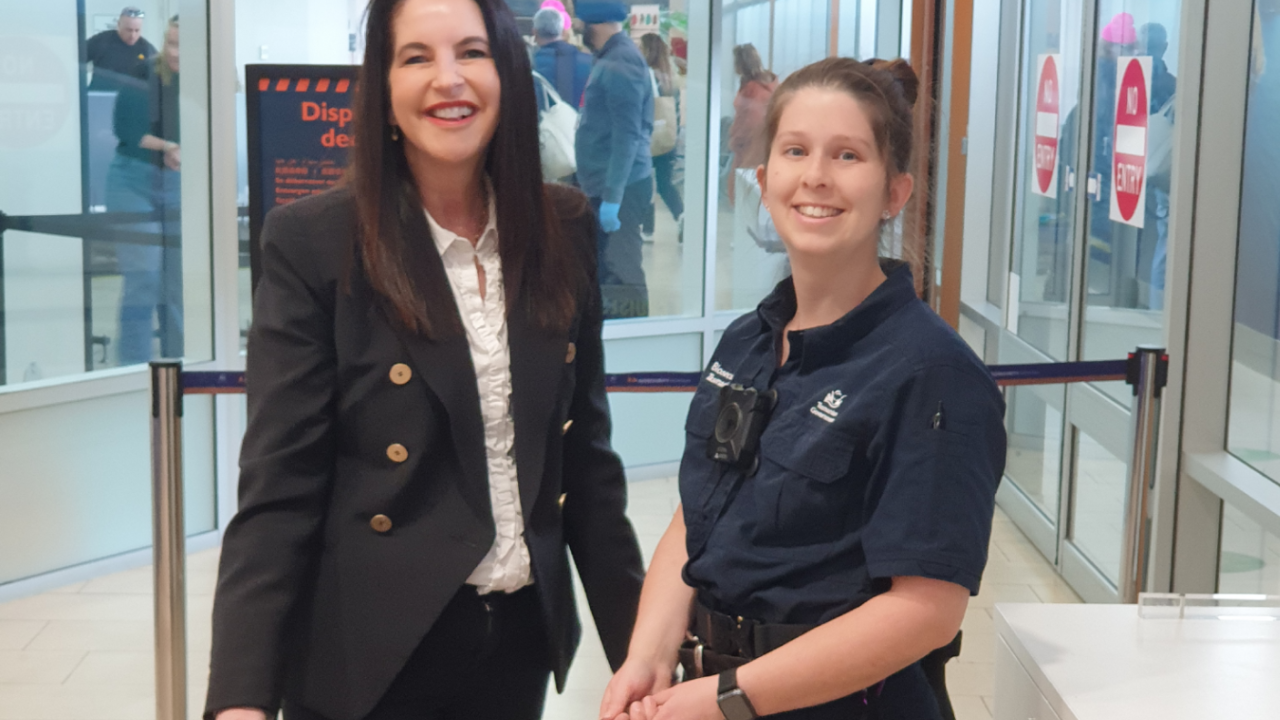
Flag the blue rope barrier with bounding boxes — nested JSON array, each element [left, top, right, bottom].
[[178, 359, 1136, 395], [183, 371, 247, 394]]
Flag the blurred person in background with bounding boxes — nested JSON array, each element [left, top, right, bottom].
[[105, 15, 182, 365], [533, 6, 592, 106], [640, 32, 684, 243], [574, 1, 654, 318], [727, 43, 777, 202], [87, 6, 157, 91]]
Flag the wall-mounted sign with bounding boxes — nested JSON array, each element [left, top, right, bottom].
[[1032, 53, 1060, 199], [1110, 56, 1152, 228], [630, 4, 661, 37], [245, 64, 358, 292]]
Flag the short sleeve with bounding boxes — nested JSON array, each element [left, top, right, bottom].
[[862, 363, 1007, 595]]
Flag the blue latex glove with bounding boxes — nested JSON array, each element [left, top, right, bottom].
[[598, 201, 622, 233]]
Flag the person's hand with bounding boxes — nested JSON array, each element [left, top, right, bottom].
[[163, 143, 181, 171], [599, 658, 674, 720], [639, 675, 721, 720], [598, 201, 622, 233], [214, 708, 267, 720]]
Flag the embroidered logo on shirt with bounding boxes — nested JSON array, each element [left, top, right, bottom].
[[705, 361, 735, 388], [810, 389, 846, 423]]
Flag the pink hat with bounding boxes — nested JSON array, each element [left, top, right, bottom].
[[1100, 12, 1136, 44], [540, 0, 570, 30]]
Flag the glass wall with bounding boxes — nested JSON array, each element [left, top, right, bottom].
[[714, 1, 830, 313], [1079, 1, 1182, 404], [2, 0, 213, 385], [0, 0, 217, 587], [1228, 1, 1280, 482], [1218, 501, 1280, 594], [1007, 0, 1082, 362]]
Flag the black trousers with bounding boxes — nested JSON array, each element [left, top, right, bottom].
[[284, 585, 550, 720], [591, 178, 651, 319]]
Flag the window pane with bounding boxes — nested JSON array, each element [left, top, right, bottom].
[[715, 0, 831, 313], [1218, 501, 1280, 595], [570, 3, 707, 320], [1070, 428, 1128, 584], [1007, 0, 1084, 361], [1228, 4, 1280, 481], [2, 2, 211, 386], [1004, 384, 1067, 524], [1080, 2, 1182, 404]]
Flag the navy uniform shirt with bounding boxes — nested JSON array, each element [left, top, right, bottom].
[[680, 261, 1006, 627]]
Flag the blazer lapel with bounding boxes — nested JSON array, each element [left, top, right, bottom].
[[390, 207, 491, 522], [507, 302, 568, 521]]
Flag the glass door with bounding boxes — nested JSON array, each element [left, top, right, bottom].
[[1067, 0, 1183, 589], [999, 0, 1086, 557]]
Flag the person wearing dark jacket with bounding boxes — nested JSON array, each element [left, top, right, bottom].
[[204, 2, 644, 720], [533, 7, 592, 107], [86, 6, 158, 91], [574, 1, 654, 319]]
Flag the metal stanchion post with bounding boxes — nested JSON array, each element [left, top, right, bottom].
[[1119, 346, 1169, 603], [150, 361, 187, 720]]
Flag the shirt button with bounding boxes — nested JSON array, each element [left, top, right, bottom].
[[389, 363, 412, 385], [386, 443, 408, 463], [565, 343, 577, 364], [370, 514, 393, 533]]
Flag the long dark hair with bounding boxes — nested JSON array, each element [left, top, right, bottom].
[[349, 0, 585, 338]]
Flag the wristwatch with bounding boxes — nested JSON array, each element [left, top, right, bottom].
[[716, 667, 759, 720]]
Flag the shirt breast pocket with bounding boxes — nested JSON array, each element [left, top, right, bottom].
[[754, 416, 859, 546]]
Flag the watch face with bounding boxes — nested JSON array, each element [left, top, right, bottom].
[[717, 689, 756, 720]]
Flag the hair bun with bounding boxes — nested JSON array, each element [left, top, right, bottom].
[[866, 58, 920, 106]]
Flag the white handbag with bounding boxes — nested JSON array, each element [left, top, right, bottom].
[[532, 71, 578, 181]]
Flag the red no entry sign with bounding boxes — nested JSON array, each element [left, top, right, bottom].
[[1033, 54, 1060, 199], [1110, 56, 1151, 228]]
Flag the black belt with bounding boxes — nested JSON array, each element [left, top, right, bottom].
[[691, 600, 815, 661]]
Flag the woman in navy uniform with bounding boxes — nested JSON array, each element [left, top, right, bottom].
[[599, 57, 1006, 720]]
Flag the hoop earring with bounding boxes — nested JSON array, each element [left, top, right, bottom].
[[391, 126, 400, 141]]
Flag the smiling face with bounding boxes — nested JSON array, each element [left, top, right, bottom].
[[387, 0, 501, 171], [757, 87, 913, 264]]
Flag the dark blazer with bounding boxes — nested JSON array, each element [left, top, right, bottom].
[[205, 183, 645, 720]]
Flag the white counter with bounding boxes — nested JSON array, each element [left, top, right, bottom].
[[994, 602, 1280, 720]]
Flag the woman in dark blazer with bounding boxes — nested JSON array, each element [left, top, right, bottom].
[[205, 1, 644, 719]]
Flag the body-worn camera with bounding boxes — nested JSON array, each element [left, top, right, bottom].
[[707, 383, 778, 475]]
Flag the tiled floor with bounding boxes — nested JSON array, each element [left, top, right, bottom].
[[0, 477, 1077, 720]]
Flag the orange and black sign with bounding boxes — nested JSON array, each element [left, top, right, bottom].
[[246, 64, 359, 292]]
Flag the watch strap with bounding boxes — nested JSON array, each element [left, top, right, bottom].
[[718, 667, 738, 695]]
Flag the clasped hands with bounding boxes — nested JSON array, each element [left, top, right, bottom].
[[598, 659, 723, 720]]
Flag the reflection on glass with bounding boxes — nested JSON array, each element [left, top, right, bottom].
[[1218, 501, 1280, 595], [1227, 4, 1280, 480], [1010, 0, 1083, 361], [1003, 385, 1067, 524], [716, 1, 832, 312], [1070, 429, 1128, 585], [1080, 4, 1181, 403], [2, 7, 193, 386], [103, 16, 184, 366]]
